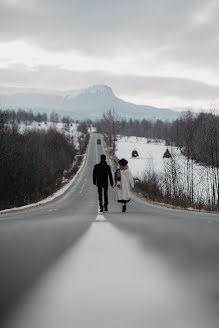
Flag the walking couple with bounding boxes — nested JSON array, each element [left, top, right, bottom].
[[93, 154, 134, 212]]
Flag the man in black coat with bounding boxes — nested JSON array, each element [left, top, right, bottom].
[[93, 154, 113, 212]]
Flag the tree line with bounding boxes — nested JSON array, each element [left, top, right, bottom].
[[96, 110, 219, 168], [96, 110, 219, 211], [0, 110, 90, 210], [0, 108, 79, 126]]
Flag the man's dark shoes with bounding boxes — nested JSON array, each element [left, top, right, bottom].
[[122, 205, 126, 212], [104, 205, 108, 211], [99, 206, 103, 212]]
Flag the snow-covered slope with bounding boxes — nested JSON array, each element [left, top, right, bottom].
[[116, 136, 214, 205], [0, 85, 183, 121]]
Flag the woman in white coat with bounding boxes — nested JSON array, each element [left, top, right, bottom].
[[115, 158, 134, 212]]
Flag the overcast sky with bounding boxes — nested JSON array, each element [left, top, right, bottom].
[[0, 0, 219, 111]]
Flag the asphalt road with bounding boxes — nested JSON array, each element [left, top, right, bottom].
[[0, 133, 219, 328]]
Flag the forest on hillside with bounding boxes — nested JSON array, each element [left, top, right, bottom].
[[0, 110, 89, 210]]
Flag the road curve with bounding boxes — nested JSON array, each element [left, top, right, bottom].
[[0, 133, 219, 328]]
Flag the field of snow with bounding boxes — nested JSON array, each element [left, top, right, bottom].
[[116, 136, 214, 204], [116, 136, 167, 178]]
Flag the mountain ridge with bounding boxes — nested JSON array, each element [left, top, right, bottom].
[[0, 84, 184, 121]]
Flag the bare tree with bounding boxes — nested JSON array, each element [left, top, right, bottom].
[[50, 111, 59, 126], [100, 109, 121, 152]]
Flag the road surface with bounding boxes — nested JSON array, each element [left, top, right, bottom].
[[0, 133, 219, 328]]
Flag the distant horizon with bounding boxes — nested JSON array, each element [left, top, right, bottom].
[[0, 83, 213, 113]]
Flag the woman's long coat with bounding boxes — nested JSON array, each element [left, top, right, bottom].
[[116, 167, 134, 202]]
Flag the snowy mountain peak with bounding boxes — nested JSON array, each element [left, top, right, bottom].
[[83, 85, 114, 97]]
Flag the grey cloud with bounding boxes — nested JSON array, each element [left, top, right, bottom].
[[0, 65, 219, 103], [0, 0, 215, 59], [1, 0, 219, 79], [0, 0, 219, 81]]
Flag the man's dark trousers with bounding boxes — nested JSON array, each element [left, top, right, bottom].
[[93, 158, 113, 210], [98, 185, 108, 208]]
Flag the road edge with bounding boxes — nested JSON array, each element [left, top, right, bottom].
[[0, 140, 90, 215]]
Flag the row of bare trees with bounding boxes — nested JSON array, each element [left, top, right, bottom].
[[168, 112, 219, 210], [95, 110, 121, 152], [0, 111, 77, 210], [96, 111, 172, 147], [0, 108, 78, 126], [96, 110, 219, 211], [2, 109, 48, 125], [97, 110, 219, 166], [77, 122, 90, 154]]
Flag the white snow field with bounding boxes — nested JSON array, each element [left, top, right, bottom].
[[116, 136, 166, 177], [115, 136, 215, 205]]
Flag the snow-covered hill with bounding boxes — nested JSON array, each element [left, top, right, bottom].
[[0, 85, 184, 121]]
